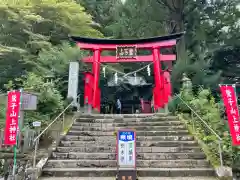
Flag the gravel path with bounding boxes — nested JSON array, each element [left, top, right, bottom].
[[40, 177, 217, 180]]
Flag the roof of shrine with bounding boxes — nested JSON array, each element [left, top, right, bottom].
[[70, 32, 184, 45]]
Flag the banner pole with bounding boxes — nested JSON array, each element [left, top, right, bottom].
[[12, 145, 17, 176], [232, 84, 240, 115], [12, 89, 23, 177]]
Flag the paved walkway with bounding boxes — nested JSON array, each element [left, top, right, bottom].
[[41, 177, 217, 180]]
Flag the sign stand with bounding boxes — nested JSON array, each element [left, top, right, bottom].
[[13, 89, 23, 178], [3, 89, 38, 179], [116, 129, 137, 180]]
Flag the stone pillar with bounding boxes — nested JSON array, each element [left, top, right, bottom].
[[181, 73, 192, 97]]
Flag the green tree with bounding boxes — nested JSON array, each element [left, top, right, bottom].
[[0, 0, 102, 90], [78, 0, 123, 36], [33, 42, 89, 96], [100, 0, 239, 91], [0, 0, 104, 128], [0, 95, 6, 128], [211, 46, 240, 85], [106, 0, 168, 38], [5, 72, 64, 127]]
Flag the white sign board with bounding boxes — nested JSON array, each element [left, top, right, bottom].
[[32, 121, 41, 127], [67, 62, 79, 104], [117, 129, 136, 169]]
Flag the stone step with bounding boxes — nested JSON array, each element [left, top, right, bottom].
[[45, 159, 210, 168], [40, 177, 218, 180], [75, 116, 177, 123], [42, 167, 215, 177], [59, 140, 198, 147], [73, 121, 184, 127], [56, 146, 202, 153], [51, 152, 206, 160], [67, 130, 189, 136], [77, 113, 157, 118], [70, 125, 186, 131], [63, 135, 194, 141]]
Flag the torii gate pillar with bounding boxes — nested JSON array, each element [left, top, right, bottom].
[[152, 48, 163, 110], [92, 49, 101, 110]]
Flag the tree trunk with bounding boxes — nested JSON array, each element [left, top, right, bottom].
[[170, 0, 187, 64]]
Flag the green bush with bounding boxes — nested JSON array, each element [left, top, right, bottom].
[[0, 101, 6, 129], [4, 73, 64, 129], [174, 88, 235, 167], [168, 96, 179, 114]]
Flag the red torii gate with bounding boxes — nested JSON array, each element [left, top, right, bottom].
[[71, 33, 183, 113]]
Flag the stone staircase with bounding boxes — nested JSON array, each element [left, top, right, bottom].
[[42, 114, 216, 178]]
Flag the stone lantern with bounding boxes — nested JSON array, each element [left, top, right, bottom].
[[182, 73, 192, 95], [44, 75, 54, 83]]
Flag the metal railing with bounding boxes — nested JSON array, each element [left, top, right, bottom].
[[176, 94, 223, 168], [32, 95, 80, 168]]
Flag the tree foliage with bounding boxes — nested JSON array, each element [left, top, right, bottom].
[[82, 0, 240, 92], [0, 0, 102, 90], [0, 0, 102, 128], [31, 42, 88, 96], [0, 95, 6, 128], [78, 0, 122, 36], [5, 73, 64, 127], [211, 46, 240, 85]]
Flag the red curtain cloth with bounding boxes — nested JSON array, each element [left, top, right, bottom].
[[84, 72, 93, 105], [163, 71, 172, 105], [141, 100, 151, 113]]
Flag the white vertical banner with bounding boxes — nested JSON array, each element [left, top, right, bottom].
[[67, 62, 79, 105]]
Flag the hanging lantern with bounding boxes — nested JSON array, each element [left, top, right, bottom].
[[147, 65, 151, 76], [114, 72, 118, 84], [134, 72, 137, 83], [103, 67, 106, 78]]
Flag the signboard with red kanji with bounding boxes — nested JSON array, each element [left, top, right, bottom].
[[4, 90, 21, 145], [220, 85, 240, 146]]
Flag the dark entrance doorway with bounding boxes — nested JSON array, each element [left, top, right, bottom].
[[100, 77, 152, 114]]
